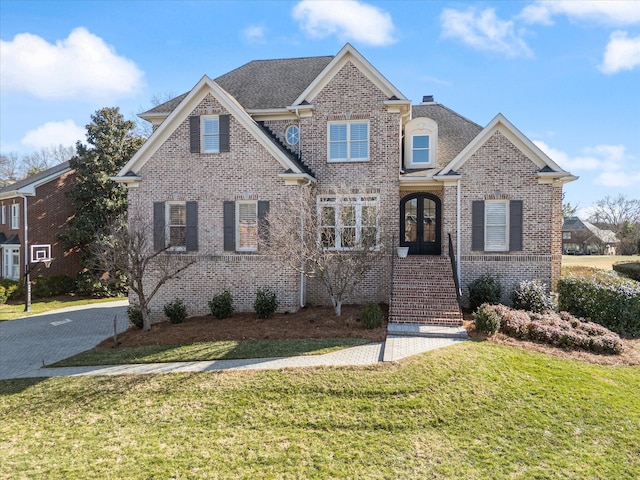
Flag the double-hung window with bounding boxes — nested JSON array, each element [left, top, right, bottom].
[[484, 200, 509, 252], [201, 116, 220, 153], [412, 135, 431, 164], [10, 204, 20, 230], [166, 202, 187, 250], [328, 121, 369, 162], [237, 201, 258, 252], [318, 195, 379, 250]]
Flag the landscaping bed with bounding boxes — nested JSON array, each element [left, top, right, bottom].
[[99, 304, 388, 349]]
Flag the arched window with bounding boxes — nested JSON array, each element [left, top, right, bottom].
[[404, 118, 437, 169]]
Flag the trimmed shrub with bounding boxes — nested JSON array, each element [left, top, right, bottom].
[[127, 305, 144, 329], [557, 271, 640, 337], [512, 279, 555, 313], [473, 303, 501, 334], [613, 262, 640, 282], [164, 299, 188, 324], [482, 304, 624, 355], [254, 287, 278, 319], [209, 290, 234, 319], [468, 275, 502, 311], [360, 302, 384, 329], [32, 275, 76, 298], [76, 271, 128, 298], [0, 279, 22, 302]]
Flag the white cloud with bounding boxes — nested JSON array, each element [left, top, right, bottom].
[[440, 8, 533, 58], [536, 141, 640, 188], [243, 25, 265, 44], [292, 0, 395, 46], [0, 27, 144, 100], [599, 31, 640, 73], [21, 120, 85, 150], [520, 1, 640, 27]]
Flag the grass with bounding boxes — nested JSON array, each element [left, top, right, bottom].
[[1, 342, 638, 479], [0, 296, 124, 322], [51, 338, 373, 367], [562, 254, 640, 271]]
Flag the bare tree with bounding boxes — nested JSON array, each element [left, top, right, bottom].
[[89, 212, 195, 331], [22, 145, 75, 176], [589, 194, 640, 231], [0, 153, 20, 187], [262, 184, 384, 316], [134, 91, 178, 138]]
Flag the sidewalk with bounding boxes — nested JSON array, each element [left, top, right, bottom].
[[1, 301, 466, 380]]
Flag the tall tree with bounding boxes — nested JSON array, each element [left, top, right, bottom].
[[22, 145, 75, 176], [562, 201, 578, 220], [589, 194, 640, 231], [0, 153, 20, 187], [62, 107, 145, 254]]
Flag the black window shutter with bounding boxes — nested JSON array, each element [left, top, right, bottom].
[[219, 114, 230, 152], [510, 200, 523, 251], [223, 201, 235, 251], [258, 200, 270, 247], [471, 200, 484, 251], [153, 202, 165, 251], [186, 201, 198, 251], [189, 116, 200, 153]]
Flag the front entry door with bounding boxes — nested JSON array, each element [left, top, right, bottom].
[[400, 193, 441, 255]]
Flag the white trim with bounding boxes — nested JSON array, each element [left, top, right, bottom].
[[404, 117, 437, 169], [293, 43, 407, 106], [10, 203, 20, 230], [236, 200, 258, 252], [1, 205, 5, 225], [440, 113, 575, 182], [201, 115, 220, 153], [327, 120, 370, 163], [484, 200, 509, 252], [115, 76, 306, 180], [2, 246, 21, 280], [165, 201, 187, 252], [317, 194, 380, 250]]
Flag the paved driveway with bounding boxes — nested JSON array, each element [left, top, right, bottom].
[[0, 300, 129, 380]]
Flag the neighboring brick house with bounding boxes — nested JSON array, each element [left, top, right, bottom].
[[562, 216, 619, 255], [0, 161, 81, 281], [115, 44, 576, 323]]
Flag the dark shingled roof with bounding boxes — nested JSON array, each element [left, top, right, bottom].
[[0, 161, 71, 195], [144, 55, 334, 115], [412, 104, 483, 168]]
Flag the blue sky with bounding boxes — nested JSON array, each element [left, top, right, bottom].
[[1, 0, 639, 215]]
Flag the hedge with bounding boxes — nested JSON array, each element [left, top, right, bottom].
[[557, 271, 640, 337], [613, 262, 640, 282]]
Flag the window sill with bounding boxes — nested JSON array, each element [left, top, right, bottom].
[[327, 159, 370, 163]]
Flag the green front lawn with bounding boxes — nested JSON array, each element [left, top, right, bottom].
[[1, 342, 638, 479], [51, 338, 372, 367], [0, 296, 125, 322]]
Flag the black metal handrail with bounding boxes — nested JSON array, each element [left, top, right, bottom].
[[448, 233, 462, 309]]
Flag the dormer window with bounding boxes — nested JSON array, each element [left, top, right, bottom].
[[404, 117, 437, 169]]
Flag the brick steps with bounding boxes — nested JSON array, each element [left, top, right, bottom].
[[389, 256, 463, 326]]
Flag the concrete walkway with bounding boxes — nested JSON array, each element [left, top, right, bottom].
[[1, 302, 466, 380]]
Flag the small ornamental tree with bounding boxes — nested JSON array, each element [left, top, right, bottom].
[[89, 212, 194, 332], [262, 184, 384, 317]]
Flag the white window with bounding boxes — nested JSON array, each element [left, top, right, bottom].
[[10, 204, 20, 230], [1, 205, 5, 224], [286, 125, 299, 146], [404, 117, 437, 168], [318, 195, 379, 250], [201, 116, 220, 153], [562, 232, 571, 240], [328, 121, 369, 162], [411, 135, 431, 164], [236, 201, 258, 252], [485, 200, 509, 251], [166, 202, 186, 251], [3, 247, 20, 280]]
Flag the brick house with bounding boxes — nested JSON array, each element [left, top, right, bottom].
[[0, 161, 81, 281], [562, 216, 619, 255], [115, 44, 576, 324]]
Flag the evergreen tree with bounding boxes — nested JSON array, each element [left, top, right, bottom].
[[63, 107, 145, 259]]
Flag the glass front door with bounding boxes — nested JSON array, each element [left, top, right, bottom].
[[3, 247, 20, 280], [400, 193, 441, 255]]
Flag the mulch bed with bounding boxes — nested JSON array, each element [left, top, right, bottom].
[[99, 304, 388, 348]]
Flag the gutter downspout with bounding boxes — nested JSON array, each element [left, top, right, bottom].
[[456, 179, 461, 292]]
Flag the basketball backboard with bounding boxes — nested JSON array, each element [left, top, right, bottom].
[[30, 244, 52, 266]]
